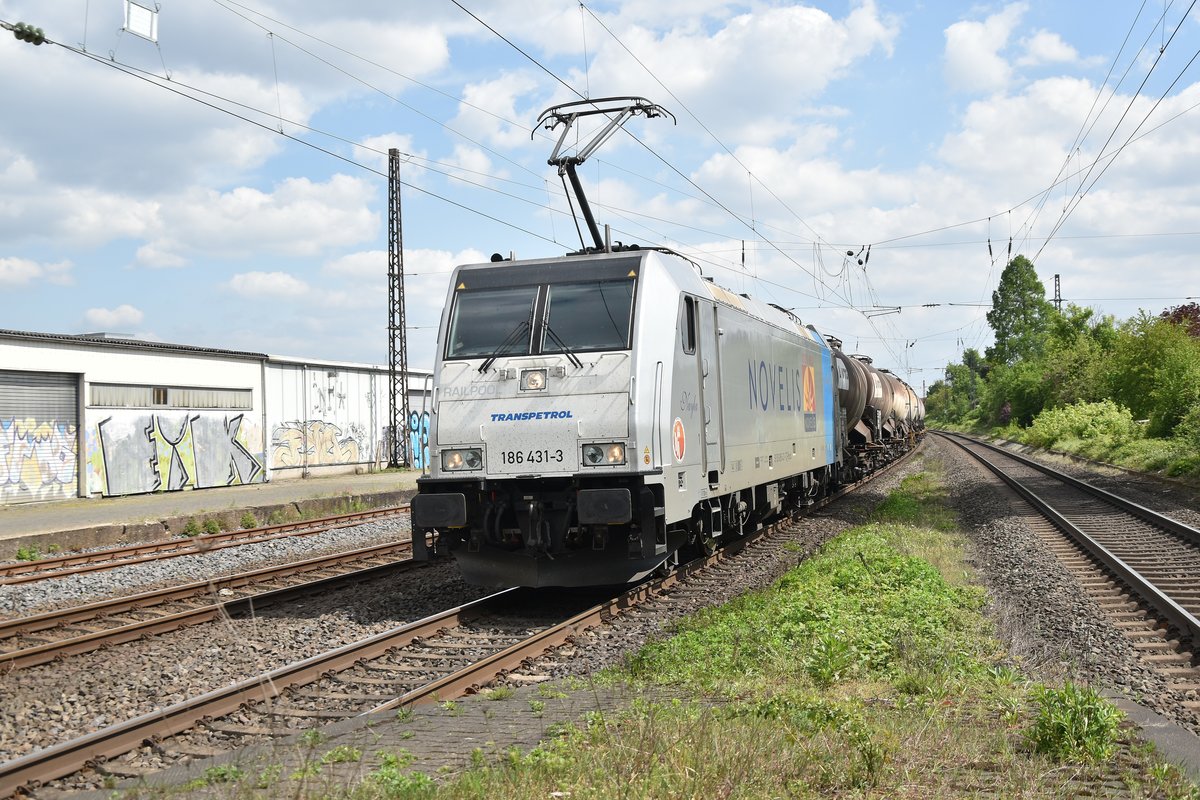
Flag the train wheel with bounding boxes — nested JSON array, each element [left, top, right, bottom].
[[700, 535, 717, 557]]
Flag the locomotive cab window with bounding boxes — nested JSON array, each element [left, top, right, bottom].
[[681, 296, 696, 354]]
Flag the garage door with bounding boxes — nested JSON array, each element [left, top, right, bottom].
[[0, 370, 80, 504]]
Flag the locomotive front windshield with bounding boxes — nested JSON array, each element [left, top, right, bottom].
[[446, 278, 636, 359], [446, 286, 538, 359]]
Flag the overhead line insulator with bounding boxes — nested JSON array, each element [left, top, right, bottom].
[[7, 21, 47, 46]]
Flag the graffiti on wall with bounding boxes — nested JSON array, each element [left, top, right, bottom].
[[89, 413, 263, 496], [270, 420, 366, 468], [0, 417, 78, 503], [408, 411, 430, 469]]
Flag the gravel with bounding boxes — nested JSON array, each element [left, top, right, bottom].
[[0, 514, 414, 618], [0, 514, 493, 762], [4, 437, 1198, 770]]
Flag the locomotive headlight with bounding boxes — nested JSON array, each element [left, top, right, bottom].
[[520, 368, 547, 392], [441, 448, 483, 471], [582, 442, 625, 466]]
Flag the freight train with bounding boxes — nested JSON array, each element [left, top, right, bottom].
[[408, 97, 923, 587], [409, 246, 924, 586]]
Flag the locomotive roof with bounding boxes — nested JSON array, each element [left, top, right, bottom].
[[452, 249, 831, 349]]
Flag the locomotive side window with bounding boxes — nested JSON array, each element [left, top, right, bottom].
[[681, 296, 696, 354], [446, 286, 538, 358], [541, 280, 635, 353]]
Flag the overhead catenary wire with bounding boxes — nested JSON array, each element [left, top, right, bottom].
[[1032, 0, 1199, 262], [44, 38, 567, 249], [10, 6, 1196, 375], [448, 0, 866, 319]]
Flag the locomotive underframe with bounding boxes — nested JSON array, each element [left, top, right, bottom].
[[412, 462, 838, 587]]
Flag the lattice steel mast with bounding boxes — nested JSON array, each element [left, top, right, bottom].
[[387, 148, 410, 468]]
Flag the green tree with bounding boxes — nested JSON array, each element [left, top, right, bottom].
[[1040, 304, 1117, 409], [985, 255, 1055, 366]]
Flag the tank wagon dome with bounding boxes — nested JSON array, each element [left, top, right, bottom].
[[826, 337, 869, 442]]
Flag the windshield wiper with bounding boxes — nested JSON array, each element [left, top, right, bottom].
[[543, 325, 584, 368], [479, 320, 531, 373]]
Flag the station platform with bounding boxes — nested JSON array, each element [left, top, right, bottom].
[[0, 470, 422, 556]]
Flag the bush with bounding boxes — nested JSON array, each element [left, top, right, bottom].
[[1175, 403, 1200, 449], [1022, 400, 1141, 450]]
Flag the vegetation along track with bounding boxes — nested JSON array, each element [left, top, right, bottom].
[[0, 540, 417, 671], [0, 443, 921, 795], [0, 506, 410, 585], [936, 430, 1200, 711]]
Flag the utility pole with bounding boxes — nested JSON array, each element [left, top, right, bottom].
[[387, 148, 409, 468], [1053, 273, 1062, 312]]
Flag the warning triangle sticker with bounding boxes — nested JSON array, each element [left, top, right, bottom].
[[627, 270, 637, 277], [457, 282, 467, 290]]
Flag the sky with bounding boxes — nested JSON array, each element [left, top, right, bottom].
[[1, 1, 1198, 391]]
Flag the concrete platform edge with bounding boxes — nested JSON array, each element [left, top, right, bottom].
[[1106, 690, 1200, 781], [2, 488, 416, 557]]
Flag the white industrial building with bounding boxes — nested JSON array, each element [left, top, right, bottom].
[[0, 329, 432, 506]]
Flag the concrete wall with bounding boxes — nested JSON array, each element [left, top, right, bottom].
[[86, 410, 265, 496], [1, 333, 430, 505], [0, 417, 78, 504], [265, 359, 432, 476]]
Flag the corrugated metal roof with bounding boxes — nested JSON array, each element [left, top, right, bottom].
[[0, 328, 268, 360], [0, 328, 436, 378]]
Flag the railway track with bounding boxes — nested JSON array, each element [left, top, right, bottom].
[[937, 431, 1200, 709], [0, 540, 418, 671], [0, 506, 409, 585], [0, 441, 922, 795]]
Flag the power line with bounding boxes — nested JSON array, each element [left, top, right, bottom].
[[49, 39, 567, 249], [448, 0, 878, 337], [1034, 0, 1199, 261]]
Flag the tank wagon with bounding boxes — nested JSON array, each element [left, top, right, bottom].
[[409, 97, 923, 587]]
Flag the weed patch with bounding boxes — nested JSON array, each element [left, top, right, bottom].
[[1025, 682, 1124, 762], [15, 545, 40, 561]]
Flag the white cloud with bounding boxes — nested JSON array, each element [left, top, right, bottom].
[[451, 72, 546, 151], [1019, 30, 1079, 67], [321, 247, 484, 308], [575, 2, 898, 144], [0, 257, 73, 286], [84, 304, 144, 329], [135, 242, 188, 269], [943, 3, 1027, 93], [227, 271, 310, 297], [141, 174, 378, 261], [324, 250, 388, 279]]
